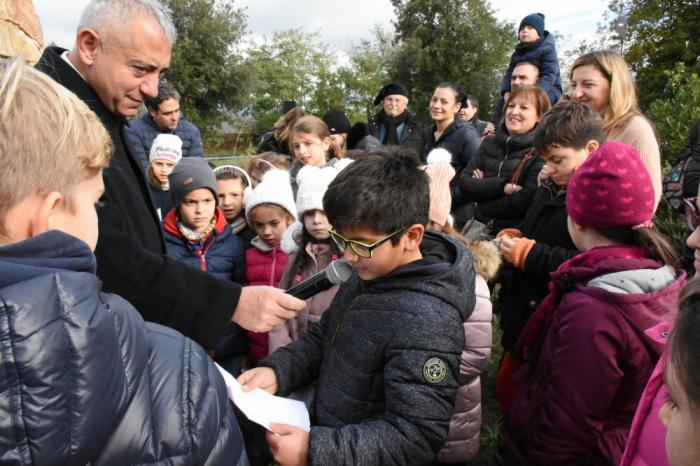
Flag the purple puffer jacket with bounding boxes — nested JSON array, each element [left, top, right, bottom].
[[620, 322, 672, 466], [504, 253, 683, 466], [438, 240, 500, 463]]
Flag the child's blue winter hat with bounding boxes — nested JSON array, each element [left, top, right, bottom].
[[519, 13, 545, 39]]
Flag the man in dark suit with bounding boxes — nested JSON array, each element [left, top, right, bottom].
[[36, 0, 303, 351]]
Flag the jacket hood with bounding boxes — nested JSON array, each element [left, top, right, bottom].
[[0, 231, 96, 289], [362, 231, 476, 322], [554, 250, 685, 347], [467, 239, 501, 280]]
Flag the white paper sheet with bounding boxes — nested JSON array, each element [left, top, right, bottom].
[[216, 363, 310, 432]]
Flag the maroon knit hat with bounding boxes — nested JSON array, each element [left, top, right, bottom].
[[566, 141, 655, 229]]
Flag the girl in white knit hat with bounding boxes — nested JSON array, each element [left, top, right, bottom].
[[243, 168, 297, 363], [146, 133, 182, 221], [269, 161, 351, 354]]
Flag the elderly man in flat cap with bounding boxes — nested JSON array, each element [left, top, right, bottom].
[[368, 82, 424, 157]]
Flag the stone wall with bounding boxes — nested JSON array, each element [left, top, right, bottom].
[[0, 0, 44, 63]]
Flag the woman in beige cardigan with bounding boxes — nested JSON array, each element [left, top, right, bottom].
[[569, 50, 662, 207]]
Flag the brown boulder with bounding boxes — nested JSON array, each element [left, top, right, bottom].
[[0, 0, 44, 63]]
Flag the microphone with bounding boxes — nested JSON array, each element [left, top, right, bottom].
[[286, 259, 353, 300]]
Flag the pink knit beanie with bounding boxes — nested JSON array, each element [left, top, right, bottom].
[[423, 148, 456, 227], [567, 141, 654, 229]]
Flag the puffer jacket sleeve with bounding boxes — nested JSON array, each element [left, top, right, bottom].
[[259, 299, 331, 395], [94, 295, 247, 465], [523, 242, 577, 277], [513, 296, 626, 466], [534, 37, 560, 98], [185, 123, 205, 158], [307, 299, 464, 466], [438, 275, 493, 463], [476, 157, 544, 219], [452, 143, 508, 204]]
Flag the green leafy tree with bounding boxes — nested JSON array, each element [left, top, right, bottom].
[[336, 26, 395, 123], [162, 0, 252, 134], [604, 0, 700, 109], [389, 0, 514, 121], [647, 63, 700, 163], [246, 29, 342, 135]]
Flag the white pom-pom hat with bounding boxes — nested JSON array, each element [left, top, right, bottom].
[[243, 168, 297, 222]]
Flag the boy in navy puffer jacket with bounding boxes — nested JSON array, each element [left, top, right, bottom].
[[0, 58, 246, 465], [164, 157, 248, 367]]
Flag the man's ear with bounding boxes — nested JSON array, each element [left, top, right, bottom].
[[75, 28, 103, 66], [403, 223, 425, 251]]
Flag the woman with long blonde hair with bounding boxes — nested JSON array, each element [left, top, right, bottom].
[[569, 50, 661, 207]]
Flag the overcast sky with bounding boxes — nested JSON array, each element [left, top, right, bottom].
[[34, 0, 609, 55]]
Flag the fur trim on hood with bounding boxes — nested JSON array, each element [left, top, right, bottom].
[[467, 240, 501, 280]]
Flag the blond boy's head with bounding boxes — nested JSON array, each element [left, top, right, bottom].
[[0, 57, 112, 247]]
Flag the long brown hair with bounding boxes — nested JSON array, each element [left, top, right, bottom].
[[291, 116, 343, 161], [598, 226, 680, 270]]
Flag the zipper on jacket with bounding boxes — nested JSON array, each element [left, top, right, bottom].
[[496, 136, 512, 178], [331, 295, 360, 344]]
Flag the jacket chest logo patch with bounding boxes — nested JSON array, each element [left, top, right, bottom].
[[423, 357, 447, 384]]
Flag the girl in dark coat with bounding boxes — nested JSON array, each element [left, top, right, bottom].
[[452, 85, 551, 232], [422, 82, 481, 176]]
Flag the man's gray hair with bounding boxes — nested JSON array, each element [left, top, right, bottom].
[[78, 0, 177, 44]]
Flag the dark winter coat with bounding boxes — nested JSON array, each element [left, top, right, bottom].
[[163, 208, 247, 360], [451, 123, 544, 232], [681, 119, 700, 198], [498, 181, 578, 352], [464, 115, 488, 137], [0, 231, 246, 465], [422, 119, 481, 175], [261, 232, 476, 465], [126, 112, 204, 169], [36, 47, 240, 350], [148, 184, 173, 222], [369, 110, 424, 157], [347, 122, 383, 152], [502, 32, 562, 102], [163, 208, 246, 284], [503, 248, 684, 465]]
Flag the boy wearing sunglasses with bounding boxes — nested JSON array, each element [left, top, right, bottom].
[[238, 148, 476, 466]]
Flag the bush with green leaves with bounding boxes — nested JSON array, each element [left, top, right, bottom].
[[647, 63, 700, 164]]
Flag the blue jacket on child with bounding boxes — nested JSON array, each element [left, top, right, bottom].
[[0, 231, 246, 465], [163, 207, 246, 284], [491, 31, 562, 123], [260, 231, 476, 465], [164, 208, 247, 359]]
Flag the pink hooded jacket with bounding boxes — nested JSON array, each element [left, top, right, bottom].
[[438, 240, 500, 463], [620, 322, 672, 466]]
